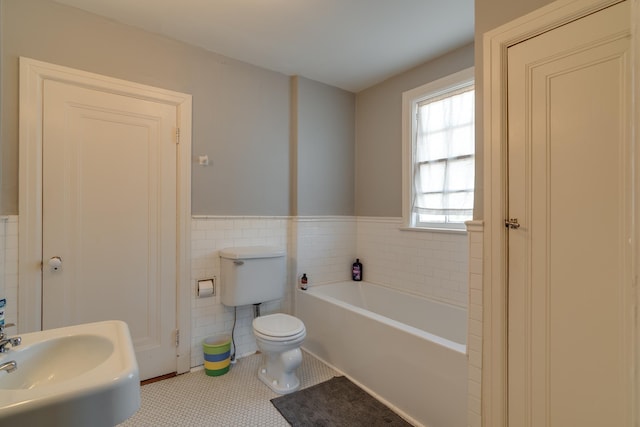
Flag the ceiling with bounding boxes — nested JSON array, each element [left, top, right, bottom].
[[53, 0, 474, 92]]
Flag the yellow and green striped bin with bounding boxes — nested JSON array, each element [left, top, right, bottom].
[[202, 335, 231, 376]]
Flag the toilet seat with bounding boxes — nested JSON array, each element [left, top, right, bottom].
[[253, 313, 306, 341], [254, 328, 306, 343]]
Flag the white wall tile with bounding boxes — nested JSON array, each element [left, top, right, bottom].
[[293, 217, 357, 286], [0, 217, 19, 329], [189, 216, 290, 367], [356, 218, 469, 307], [0, 220, 5, 301], [465, 221, 483, 427], [8, 211, 476, 422]]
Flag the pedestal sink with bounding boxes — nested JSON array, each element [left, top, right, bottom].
[[0, 320, 140, 426]]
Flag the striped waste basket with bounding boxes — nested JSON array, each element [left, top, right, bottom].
[[203, 335, 231, 376]]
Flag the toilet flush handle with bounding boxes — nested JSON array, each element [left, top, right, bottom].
[[233, 260, 244, 266]]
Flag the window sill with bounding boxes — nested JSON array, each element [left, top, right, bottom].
[[399, 226, 468, 235]]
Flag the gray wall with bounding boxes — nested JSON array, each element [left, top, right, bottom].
[[353, 0, 557, 220], [294, 77, 355, 216], [1, 0, 292, 216], [3, 0, 557, 220], [354, 43, 474, 217], [474, 0, 555, 218]]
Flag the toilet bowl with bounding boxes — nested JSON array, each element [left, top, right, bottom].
[[219, 247, 307, 393], [252, 313, 306, 394]]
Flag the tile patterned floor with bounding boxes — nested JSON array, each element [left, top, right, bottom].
[[120, 351, 339, 426]]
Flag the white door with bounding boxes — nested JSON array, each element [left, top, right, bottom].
[[507, 1, 633, 425], [42, 79, 178, 381]]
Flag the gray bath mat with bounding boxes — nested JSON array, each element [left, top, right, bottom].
[[271, 376, 413, 426]]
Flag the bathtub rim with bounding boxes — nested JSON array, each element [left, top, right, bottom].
[[297, 282, 467, 355]]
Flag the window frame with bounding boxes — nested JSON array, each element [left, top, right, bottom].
[[401, 67, 475, 232]]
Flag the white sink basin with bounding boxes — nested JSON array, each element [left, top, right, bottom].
[[0, 320, 140, 426]]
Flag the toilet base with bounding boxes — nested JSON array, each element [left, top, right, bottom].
[[258, 365, 300, 394], [256, 347, 303, 394]]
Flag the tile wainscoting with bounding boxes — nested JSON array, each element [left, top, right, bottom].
[[357, 217, 469, 307], [465, 220, 484, 427], [189, 215, 358, 367], [0, 216, 18, 335], [291, 216, 357, 286], [4, 215, 471, 376], [190, 216, 290, 367]]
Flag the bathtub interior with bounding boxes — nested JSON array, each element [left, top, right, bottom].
[[305, 281, 467, 348], [296, 281, 469, 427]]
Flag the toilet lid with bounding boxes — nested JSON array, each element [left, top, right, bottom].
[[253, 313, 305, 337]]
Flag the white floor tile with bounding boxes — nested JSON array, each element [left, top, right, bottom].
[[120, 351, 338, 426]]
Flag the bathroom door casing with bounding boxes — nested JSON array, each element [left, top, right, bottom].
[[42, 79, 178, 381], [506, 1, 633, 425]]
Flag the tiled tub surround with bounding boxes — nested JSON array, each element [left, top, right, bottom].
[[291, 216, 357, 286], [356, 217, 469, 308], [297, 281, 468, 427]]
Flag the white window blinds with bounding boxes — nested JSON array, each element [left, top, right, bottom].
[[413, 85, 474, 225]]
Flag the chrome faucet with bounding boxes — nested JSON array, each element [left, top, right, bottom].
[[0, 360, 17, 373], [0, 323, 21, 353]]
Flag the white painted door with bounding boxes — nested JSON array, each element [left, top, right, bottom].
[[507, 1, 633, 425], [42, 79, 178, 381]]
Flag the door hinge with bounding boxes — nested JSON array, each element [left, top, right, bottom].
[[175, 329, 180, 347], [175, 128, 181, 144]]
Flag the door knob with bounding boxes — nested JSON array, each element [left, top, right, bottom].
[[48, 256, 63, 271], [504, 218, 521, 229]]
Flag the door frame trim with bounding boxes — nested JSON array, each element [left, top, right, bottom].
[[18, 57, 193, 375], [482, 0, 637, 425]]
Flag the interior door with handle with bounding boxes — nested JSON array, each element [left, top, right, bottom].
[[506, 2, 633, 425], [42, 79, 179, 381]]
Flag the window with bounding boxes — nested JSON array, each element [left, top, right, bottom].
[[402, 67, 475, 230]]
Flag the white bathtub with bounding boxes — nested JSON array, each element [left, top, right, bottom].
[[296, 281, 468, 427]]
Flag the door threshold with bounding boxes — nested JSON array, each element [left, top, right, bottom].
[[141, 372, 177, 386]]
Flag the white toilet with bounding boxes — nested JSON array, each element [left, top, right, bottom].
[[219, 246, 306, 394]]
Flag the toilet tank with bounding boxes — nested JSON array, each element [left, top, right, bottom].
[[219, 246, 286, 307]]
